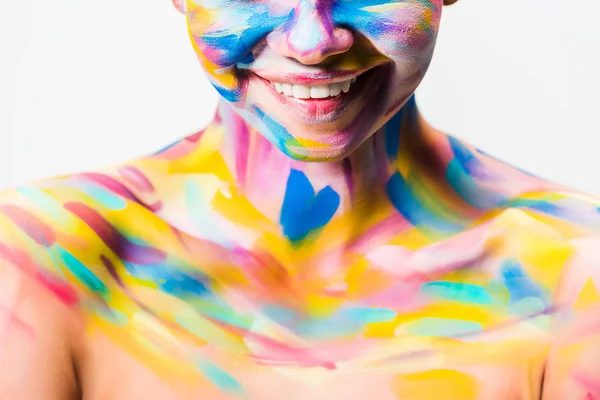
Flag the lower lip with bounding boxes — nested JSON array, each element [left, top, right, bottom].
[[252, 67, 385, 124]]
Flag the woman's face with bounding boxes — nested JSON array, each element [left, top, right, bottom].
[[182, 0, 443, 161]]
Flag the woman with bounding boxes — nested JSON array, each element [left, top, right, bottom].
[[0, 0, 598, 398]]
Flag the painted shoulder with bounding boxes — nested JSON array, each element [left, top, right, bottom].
[[0, 156, 172, 308], [447, 134, 600, 234], [0, 123, 231, 305]]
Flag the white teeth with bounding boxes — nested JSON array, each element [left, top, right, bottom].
[[282, 84, 293, 96], [329, 83, 342, 96], [292, 84, 311, 99], [310, 85, 330, 99], [341, 81, 351, 93], [271, 77, 358, 99]]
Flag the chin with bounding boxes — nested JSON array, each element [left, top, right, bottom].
[[282, 146, 350, 162], [278, 130, 369, 162]]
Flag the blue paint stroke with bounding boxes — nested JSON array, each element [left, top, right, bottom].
[[500, 259, 547, 303], [386, 171, 462, 235], [280, 169, 340, 242]]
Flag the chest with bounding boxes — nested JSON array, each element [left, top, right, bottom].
[[84, 324, 547, 400], [82, 215, 561, 399], [72, 192, 572, 399]]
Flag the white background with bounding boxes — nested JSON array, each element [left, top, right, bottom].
[[1, 1, 599, 193]]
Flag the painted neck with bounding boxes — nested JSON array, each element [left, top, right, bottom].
[[213, 97, 436, 219]]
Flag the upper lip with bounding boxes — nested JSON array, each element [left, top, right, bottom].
[[250, 62, 388, 86]]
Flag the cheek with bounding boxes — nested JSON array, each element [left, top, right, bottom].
[[334, 1, 442, 62], [185, 1, 293, 101], [188, 0, 441, 66], [185, 0, 441, 103], [186, 2, 291, 67]]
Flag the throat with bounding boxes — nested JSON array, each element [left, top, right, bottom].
[[153, 96, 451, 253], [140, 96, 487, 315], [212, 98, 429, 223]]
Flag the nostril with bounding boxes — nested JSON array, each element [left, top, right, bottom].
[[266, 26, 354, 65], [331, 27, 354, 52]]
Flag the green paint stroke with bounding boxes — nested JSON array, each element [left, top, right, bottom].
[[343, 307, 398, 324], [188, 298, 254, 330], [57, 246, 109, 296], [403, 317, 483, 337], [421, 281, 492, 305], [197, 359, 243, 394]]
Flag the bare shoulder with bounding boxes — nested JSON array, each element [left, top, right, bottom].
[[0, 257, 83, 399], [540, 233, 600, 399], [455, 143, 600, 397], [0, 176, 93, 399], [0, 167, 148, 399], [464, 135, 600, 232], [0, 157, 178, 398]]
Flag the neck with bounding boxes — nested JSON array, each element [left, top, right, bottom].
[[212, 97, 441, 221]]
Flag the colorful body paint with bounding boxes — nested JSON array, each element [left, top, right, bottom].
[[184, 0, 439, 160], [2, 0, 599, 398], [1, 98, 600, 398]]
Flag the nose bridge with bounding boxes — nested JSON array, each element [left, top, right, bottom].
[[266, 0, 352, 65], [287, 0, 334, 52]]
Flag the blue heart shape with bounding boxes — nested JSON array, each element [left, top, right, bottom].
[[280, 169, 340, 242]]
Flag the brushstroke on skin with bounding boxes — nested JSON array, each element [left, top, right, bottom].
[[2, 100, 599, 396], [0, 304, 35, 340], [185, 0, 439, 160]]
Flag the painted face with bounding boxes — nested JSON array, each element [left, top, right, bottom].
[[182, 0, 442, 160]]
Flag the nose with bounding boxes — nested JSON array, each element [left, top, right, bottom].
[[266, 0, 354, 65]]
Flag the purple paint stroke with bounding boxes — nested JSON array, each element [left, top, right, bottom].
[[64, 202, 166, 265]]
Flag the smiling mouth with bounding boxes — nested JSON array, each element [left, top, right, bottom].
[[270, 77, 358, 99], [251, 65, 387, 124]]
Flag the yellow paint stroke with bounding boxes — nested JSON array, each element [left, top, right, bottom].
[[574, 278, 600, 311], [392, 368, 479, 400]]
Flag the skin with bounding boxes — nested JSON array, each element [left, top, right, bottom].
[[1, 0, 600, 398], [181, 0, 439, 160]]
